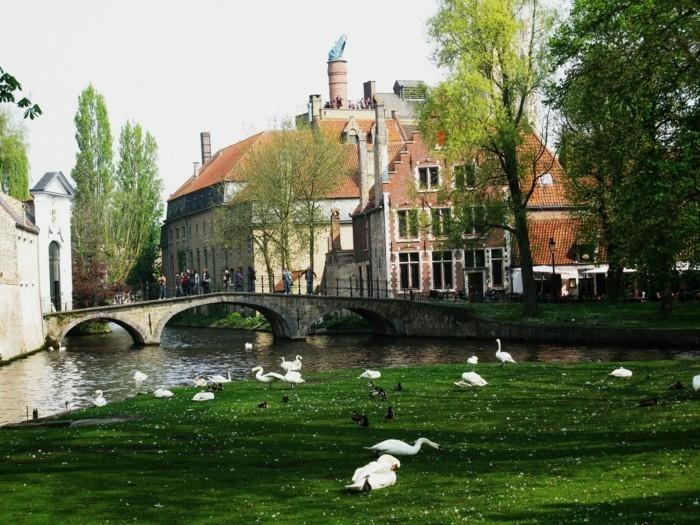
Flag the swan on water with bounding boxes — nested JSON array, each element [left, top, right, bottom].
[[346, 455, 401, 492], [133, 371, 148, 382], [366, 437, 442, 456], [244, 342, 253, 350], [454, 371, 488, 388], [282, 369, 306, 388], [609, 367, 633, 378], [358, 369, 381, 379], [154, 388, 174, 398], [251, 366, 285, 389], [495, 339, 516, 365], [207, 369, 232, 383], [467, 355, 478, 365], [192, 391, 215, 401], [92, 390, 107, 407]]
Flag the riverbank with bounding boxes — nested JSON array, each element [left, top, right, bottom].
[[2, 361, 699, 524]]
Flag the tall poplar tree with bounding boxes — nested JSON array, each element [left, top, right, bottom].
[[71, 84, 114, 264], [0, 109, 30, 200]]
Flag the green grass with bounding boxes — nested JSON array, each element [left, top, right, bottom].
[[468, 301, 700, 330], [1, 362, 699, 524], [170, 311, 272, 331]]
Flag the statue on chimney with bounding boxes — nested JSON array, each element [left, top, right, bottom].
[[328, 34, 347, 61]]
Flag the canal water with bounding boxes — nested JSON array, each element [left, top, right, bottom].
[[1, 324, 697, 425]]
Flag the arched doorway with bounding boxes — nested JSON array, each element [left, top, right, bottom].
[[49, 241, 61, 311]]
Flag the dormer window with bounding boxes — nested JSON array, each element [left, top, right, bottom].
[[418, 166, 440, 190], [539, 172, 553, 186]]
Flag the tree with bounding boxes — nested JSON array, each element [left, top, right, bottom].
[[71, 85, 114, 265], [0, 109, 30, 200], [551, 0, 700, 310], [109, 121, 163, 284], [0, 66, 41, 119], [419, 0, 556, 315]]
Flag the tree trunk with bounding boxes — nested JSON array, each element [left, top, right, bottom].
[[660, 278, 674, 313]]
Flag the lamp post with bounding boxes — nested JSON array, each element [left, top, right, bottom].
[[548, 237, 556, 300]]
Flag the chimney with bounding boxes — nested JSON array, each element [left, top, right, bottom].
[[328, 59, 348, 107], [200, 132, 212, 166], [358, 133, 370, 209], [330, 208, 341, 250], [193, 161, 200, 177], [309, 94, 322, 122], [373, 103, 388, 206], [363, 81, 376, 104]]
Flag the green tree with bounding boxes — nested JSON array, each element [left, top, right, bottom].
[[71, 84, 114, 264], [0, 66, 41, 119], [110, 122, 163, 284], [0, 109, 30, 200], [419, 0, 556, 315], [551, 0, 700, 310]]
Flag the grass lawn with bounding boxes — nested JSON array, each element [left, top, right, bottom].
[[1, 362, 699, 524], [467, 301, 700, 330]]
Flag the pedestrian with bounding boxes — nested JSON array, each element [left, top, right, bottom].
[[234, 267, 244, 291], [182, 271, 190, 296], [247, 265, 256, 292], [303, 266, 316, 295], [189, 269, 196, 295], [282, 268, 292, 294], [175, 272, 183, 297], [194, 269, 200, 295], [158, 274, 167, 299], [223, 269, 230, 290], [202, 268, 211, 294]]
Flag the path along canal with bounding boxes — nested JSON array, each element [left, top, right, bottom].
[[1, 324, 697, 425]]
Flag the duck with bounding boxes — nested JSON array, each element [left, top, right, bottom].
[[251, 366, 285, 389], [244, 342, 253, 350], [282, 370, 306, 388], [359, 369, 381, 379], [609, 367, 633, 378], [351, 411, 369, 427], [192, 376, 209, 388], [369, 381, 387, 400], [366, 437, 442, 456], [133, 370, 148, 382], [192, 391, 215, 401], [282, 395, 289, 403], [92, 390, 107, 407], [154, 388, 174, 398], [495, 339, 516, 365], [467, 355, 478, 365], [693, 375, 700, 392], [384, 406, 395, 421], [207, 382, 224, 392], [666, 381, 683, 390], [454, 371, 488, 388], [257, 400, 269, 409], [393, 382, 403, 392], [207, 369, 232, 383], [346, 455, 401, 492]]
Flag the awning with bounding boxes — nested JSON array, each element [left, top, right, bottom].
[[532, 265, 581, 279], [581, 264, 637, 275]]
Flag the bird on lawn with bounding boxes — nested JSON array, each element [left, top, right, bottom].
[[393, 382, 403, 392], [251, 366, 285, 389], [153, 388, 174, 398], [281, 355, 303, 372], [369, 382, 387, 400], [192, 376, 209, 388], [467, 355, 478, 365], [384, 406, 395, 421], [92, 390, 107, 407], [351, 411, 369, 427], [207, 382, 224, 392], [257, 401, 269, 409], [282, 395, 289, 403], [693, 375, 700, 392], [207, 369, 232, 383], [345, 455, 400, 492], [454, 371, 488, 388], [366, 437, 442, 456], [359, 369, 381, 379], [638, 398, 658, 407], [282, 370, 306, 388], [666, 381, 683, 390], [192, 391, 215, 401], [133, 370, 148, 382], [609, 367, 633, 378], [495, 339, 516, 366]]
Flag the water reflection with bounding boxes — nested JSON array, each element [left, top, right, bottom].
[[0, 324, 696, 425]]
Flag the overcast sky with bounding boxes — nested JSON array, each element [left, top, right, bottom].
[[2, 0, 446, 198]]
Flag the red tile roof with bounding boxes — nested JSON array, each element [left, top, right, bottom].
[[317, 118, 404, 143], [528, 217, 582, 265], [520, 134, 570, 208]]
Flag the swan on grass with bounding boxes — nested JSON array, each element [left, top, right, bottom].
[[133, 370, 148, 382], [207, 369, 232, 383], [454, 371, 488, 388], [358, 369, 381, 379], [251, 366, 285, 389], [192, 376, 209, 388], [282, 370, 306, 388], [92, 390, 107, 407], [346, 455, 401, 492], [467, 355, 478, 365], [609, 367, 633, 378], [192, 391, 215, 401], [281, 355, 303, 372], [154, 388, 174, 398], [366, 437, 442, 456], [495, 339, 516, 365], [692, 374, 700, 392]]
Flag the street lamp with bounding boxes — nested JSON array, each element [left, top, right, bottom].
[[548, 237, 556, 299]]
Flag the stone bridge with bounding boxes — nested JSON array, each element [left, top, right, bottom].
[[43, 293, 482, 345]]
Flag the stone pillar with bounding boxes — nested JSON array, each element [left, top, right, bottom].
[[309, 94, 322, 121], [330, 208, 341, 250], [358, 134, 369, 209], [328, 60, 348, 107], [373, 103, 388, 206]]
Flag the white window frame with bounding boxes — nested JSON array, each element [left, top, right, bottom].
[[398, 252, 421, 290], [431, 250, 455, 290], [430, 207, 451, 238], [416, 165, 440, 191], [396, 209, 420, 240]]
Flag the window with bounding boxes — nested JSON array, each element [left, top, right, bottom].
[[418, 166, 440, 190], [204, 248, 208, 269], [539, 172, 553, 185], [196, 249, 201, 270], [431, 208, 451, 237], [397, 209, 419, 239], [454, 164, 476, 189], [399, 252, 420, 289], [195, 223, 199, 234], [432, 251, 453, 289], [465, 249, 486, 268], [176, 228, 180, 240], [169, 229, 173, 241], [464, 206, 487, 238], [490, 248, 504, 287]]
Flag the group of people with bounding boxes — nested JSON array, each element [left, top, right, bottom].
[[223, 266, 256, 292], [173, 268, 211, 297], [324, 96, 374, 110], [282, 267, 316, 295]]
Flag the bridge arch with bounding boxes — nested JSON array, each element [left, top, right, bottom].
[[308, 304, 398, 336], [58, 313, 148, 345]]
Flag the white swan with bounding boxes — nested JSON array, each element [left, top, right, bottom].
[[495, 339, 516, 365], [192, 376, 209, 388], [358, 369, 381, 379], [346, 455, 400, 492], [244, 342, 253, 350], [154, 388, 174, 398], [92, 390, 107, 407], [192, 391, 215, 401], [134, 370, 148, 382], [467, 355, 478, 365], [366, 437, 442, 456], [282, 369, 306, 388], [252, 366, 285, 389], [281, 355, 303, 372], [609, 367, 633, 378], [693, 374, 700, 392], [454, 371, 488, 388], [207, 369, 232, 383]]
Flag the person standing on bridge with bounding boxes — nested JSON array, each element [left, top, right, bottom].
[[282, 268, 292, 294], [158, 274, 167, 299], [234, 267, 244, 291], [202, 268, 211, 294], [247, 266, 256, 292], [303, 266, 316, 295]]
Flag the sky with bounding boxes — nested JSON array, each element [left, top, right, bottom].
[[2, 0, 446, 199]]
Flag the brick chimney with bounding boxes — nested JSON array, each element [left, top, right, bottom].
[[328, 59, 348, 107], [330, 208, 341, 250], [363, 81, 376, 104], [373, 103, 388, 206], [200, 132, 211, 166]]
